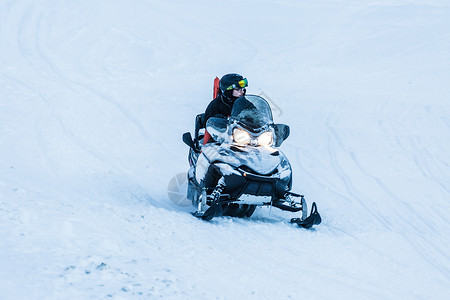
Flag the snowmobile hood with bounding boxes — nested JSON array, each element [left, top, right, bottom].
[[200, 143, 284, 175]]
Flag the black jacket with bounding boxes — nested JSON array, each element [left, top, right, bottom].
[[203, 94, 235, 127]]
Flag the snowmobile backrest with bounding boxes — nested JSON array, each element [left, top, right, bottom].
[[193, 113, 206, 150], [274, 124, 290, 147], [195, 113, 205, 140]]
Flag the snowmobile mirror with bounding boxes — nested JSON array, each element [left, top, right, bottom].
[[274, 124, 290, 147], [206, 117, 228, 143]]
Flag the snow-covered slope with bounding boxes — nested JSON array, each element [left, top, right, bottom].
[[1, 0, 450, 299]]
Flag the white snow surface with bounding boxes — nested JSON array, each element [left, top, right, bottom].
[[1, 0, 450, 299]]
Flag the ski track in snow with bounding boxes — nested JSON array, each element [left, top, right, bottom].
[[2, 0, 450, 299]]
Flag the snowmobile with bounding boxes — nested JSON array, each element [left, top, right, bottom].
[[182, 94, 321, 228]]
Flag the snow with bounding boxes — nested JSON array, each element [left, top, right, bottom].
[[1, 0, 450, 299]]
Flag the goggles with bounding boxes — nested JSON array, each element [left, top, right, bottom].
[[226, 78, 248, 90]]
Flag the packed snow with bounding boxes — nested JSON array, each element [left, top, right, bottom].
[[1, 0, 450, 299]]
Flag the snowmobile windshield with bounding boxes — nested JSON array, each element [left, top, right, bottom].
[[230, 95, 274, 133]]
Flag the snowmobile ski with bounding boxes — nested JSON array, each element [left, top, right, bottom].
[[201, 199, 223, 221], [290, 202, 322, 229]]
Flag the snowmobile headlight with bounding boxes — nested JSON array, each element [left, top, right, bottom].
[[258, 131, 273, 146], [233, 128, 251, 145]]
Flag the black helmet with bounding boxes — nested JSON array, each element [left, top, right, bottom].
[[219, 73, 248, 93]]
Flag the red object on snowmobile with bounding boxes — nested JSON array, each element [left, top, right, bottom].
[[203, 77, 220, 145], [213, 76, 220, 98]]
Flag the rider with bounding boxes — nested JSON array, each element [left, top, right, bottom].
[[203, 73, 248, 143]]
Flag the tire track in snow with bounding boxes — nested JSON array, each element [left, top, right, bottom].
[[325, 109, 392, 230], [15, 1, 154, 146], [5, 2, 147, 183], [404, 233, 450, 279], [361, 106, 450, 279], [292, 147, 338, 195], [348, 150, 450, 278], [327, 110, 450, 281], [377, 106, 450, 226], [347, 151, 435, 233], [325, 225, 420, 273], [409, 135, 450, 196], [3, 74, 127, 177], [33, 4, 154, 142], [209, 218, 398, 300], [150, 0, 259, 65], [412, 155, 450, 194]]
